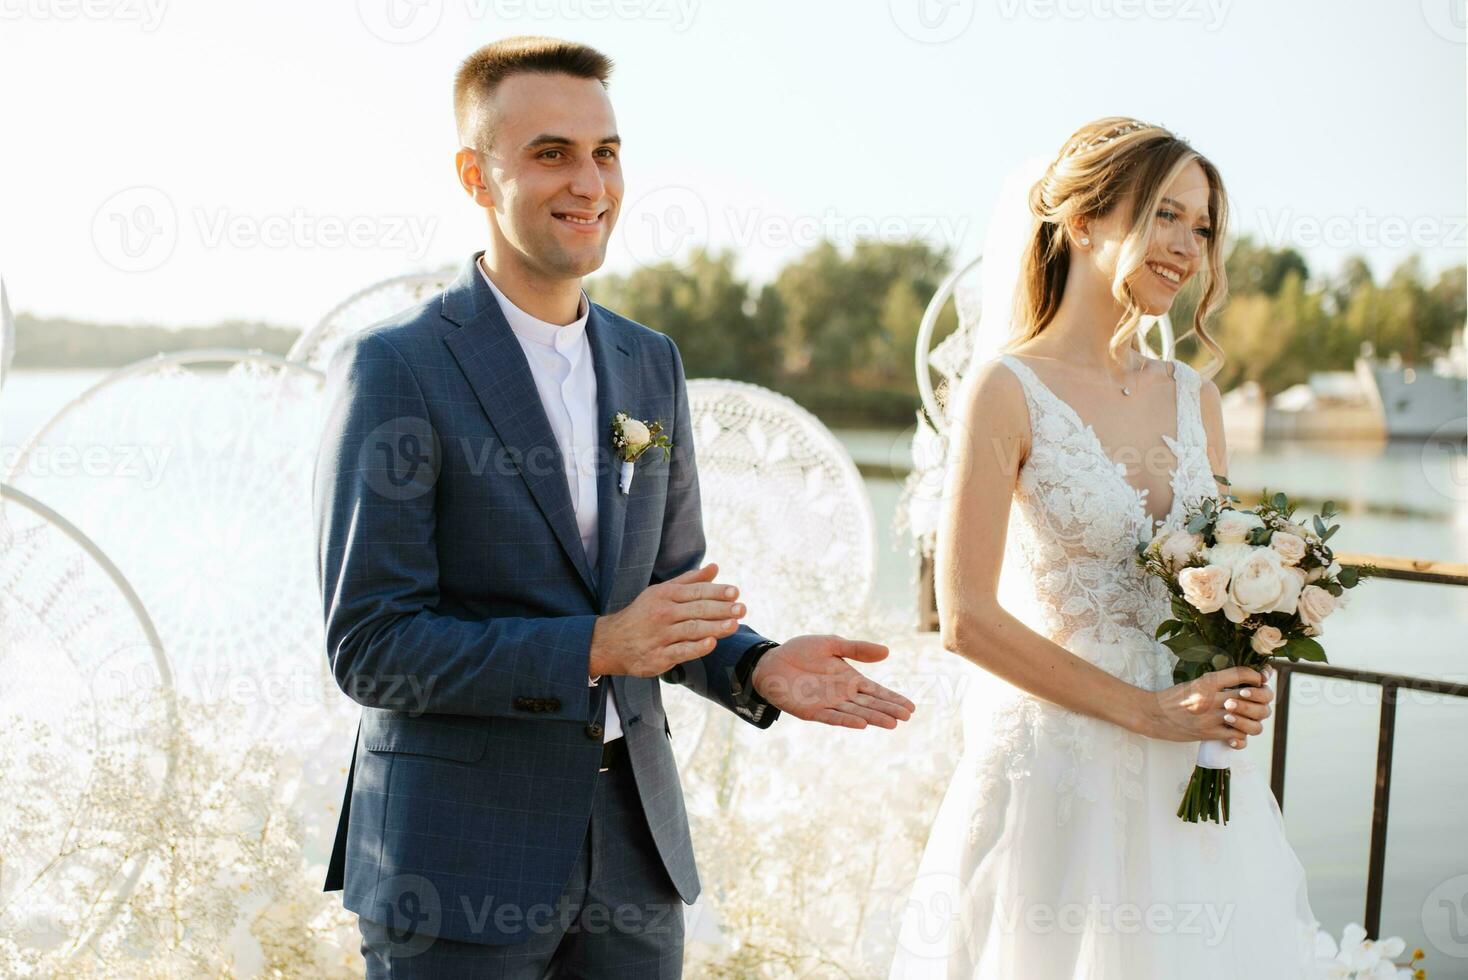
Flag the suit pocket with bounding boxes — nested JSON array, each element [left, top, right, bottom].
[[361, 711, 489, 763]]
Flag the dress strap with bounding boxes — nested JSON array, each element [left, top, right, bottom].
[[1168, 359, 1206, 450], [996, 354, 1057, 416]]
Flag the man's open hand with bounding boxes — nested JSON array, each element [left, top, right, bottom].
[[751, 634, 915, 729]]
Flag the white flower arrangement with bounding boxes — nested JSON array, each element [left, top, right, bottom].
[[609, 411, 672, 494], [1138, 481, 1375, 823], [1311, 922, 1426, 979]]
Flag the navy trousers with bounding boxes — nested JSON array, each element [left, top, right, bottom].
[[357, 744, 685, 978]]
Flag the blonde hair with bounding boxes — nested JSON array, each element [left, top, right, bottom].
[[1009, 116, 1229, 376]]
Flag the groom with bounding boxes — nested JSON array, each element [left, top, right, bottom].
[[313, 36, 915, 977]]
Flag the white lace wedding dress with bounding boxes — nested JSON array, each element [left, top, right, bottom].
[[889, 355, 1319, 979]]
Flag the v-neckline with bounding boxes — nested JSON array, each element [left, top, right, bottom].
[[1005, 353, 1185, 531]]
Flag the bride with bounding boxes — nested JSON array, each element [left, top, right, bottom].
[[889, 118, 1319, 977]]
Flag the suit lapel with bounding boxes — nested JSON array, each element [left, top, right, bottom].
[[587, 303, 634, 614], [440, 254, 597, 598]]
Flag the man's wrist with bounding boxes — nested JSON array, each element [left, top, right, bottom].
[[732, 640, 780, 706]]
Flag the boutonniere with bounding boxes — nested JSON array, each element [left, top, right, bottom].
[[610, 411, 672, 494]]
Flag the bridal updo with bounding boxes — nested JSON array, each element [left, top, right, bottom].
[[1012, 116, 1230, 376]]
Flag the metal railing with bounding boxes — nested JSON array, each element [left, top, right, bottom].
[[917, 550, 1468, 939]]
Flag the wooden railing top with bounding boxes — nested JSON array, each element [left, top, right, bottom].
[[1336, 552, 1468, 586]]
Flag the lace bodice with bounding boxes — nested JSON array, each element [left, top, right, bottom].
[[996, 354, 1217, 692]]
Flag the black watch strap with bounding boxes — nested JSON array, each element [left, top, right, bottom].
[[731, 640, 780, 707]]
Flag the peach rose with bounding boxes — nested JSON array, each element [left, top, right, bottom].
[[1214, 509, 1265, 544], [1155, 530, 1203, 571], [1270, 531, 1307, 566], [1179, 564, 1232, 614], [1297, 584, 1337, 629], [1250, 625, 1286, 656]]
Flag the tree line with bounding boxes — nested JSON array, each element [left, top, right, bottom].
[[12, 237, 1463, 427]]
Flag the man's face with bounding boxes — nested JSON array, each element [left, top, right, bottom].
[[469, 72, 623, 281]]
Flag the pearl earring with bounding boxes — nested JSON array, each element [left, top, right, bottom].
[[1079, 237, 1090, 246]]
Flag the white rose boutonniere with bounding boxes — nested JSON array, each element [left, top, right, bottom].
[[610, 411, 672, 494]]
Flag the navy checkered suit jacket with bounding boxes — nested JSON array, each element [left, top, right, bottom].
[[313, 252, 780, 946]]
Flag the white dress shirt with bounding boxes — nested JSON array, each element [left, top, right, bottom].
[[478, 258, 622, 742]]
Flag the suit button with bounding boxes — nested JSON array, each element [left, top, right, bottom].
[[585, 723, 603, 739]]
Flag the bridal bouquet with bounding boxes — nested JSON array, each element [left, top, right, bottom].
[[1137, 479, 1372, 824]]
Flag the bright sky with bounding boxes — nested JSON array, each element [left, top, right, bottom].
[[1, 0, 1463, 327]]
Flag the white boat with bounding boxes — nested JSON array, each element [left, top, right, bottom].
[[1356, 336, 1467, 441]]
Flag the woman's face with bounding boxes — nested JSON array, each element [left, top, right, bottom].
[[1085, 158, 1215, 316]]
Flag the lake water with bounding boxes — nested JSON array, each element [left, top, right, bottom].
[[4, 368, 1467, 972]]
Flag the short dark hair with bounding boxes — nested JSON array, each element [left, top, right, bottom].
[[454, 36, 614, 149]]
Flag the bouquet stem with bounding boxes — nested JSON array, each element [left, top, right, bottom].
[[1178, 739, 1234, 824]]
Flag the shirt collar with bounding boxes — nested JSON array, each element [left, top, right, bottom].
[[477, 255, 589, 352]]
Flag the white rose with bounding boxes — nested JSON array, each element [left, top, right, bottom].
[[1270, 531, 1307, 566], [1179, 564, 1231, 614], [1227, 548, 1290, 615], [1306, 560, 1341, 584], [1214, 509, 1265, 544], [1156, 530, 1203, 571], [1272, 565, 1307, 616], [1204, 541, 1254, 570], [1250, 625, 1286, 656], [620, 418, 651, 448], [1297, 585, 1337, 629]]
